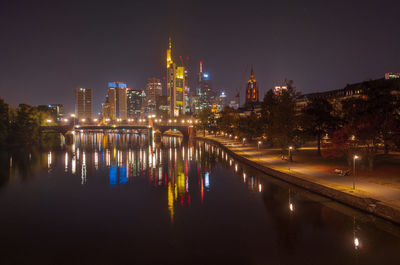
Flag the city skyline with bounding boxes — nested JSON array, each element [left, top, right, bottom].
[[1, 0, 399, 114]]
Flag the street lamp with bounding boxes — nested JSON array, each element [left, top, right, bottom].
[[242, 138, 246, 145], [70, 114, 76, 127], [288, 146, 293, 162], [353, 155, 359, 189], [258, 141, 262, 150]]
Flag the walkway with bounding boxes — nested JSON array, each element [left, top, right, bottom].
[[202, 135, 400, 207]]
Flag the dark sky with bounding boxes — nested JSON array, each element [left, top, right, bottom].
[[1, 0, 399, 114]]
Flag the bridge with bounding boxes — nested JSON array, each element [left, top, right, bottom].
[[40, 121, 196, 142]]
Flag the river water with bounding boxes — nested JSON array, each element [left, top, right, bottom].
[[0, 132, 399, 265]]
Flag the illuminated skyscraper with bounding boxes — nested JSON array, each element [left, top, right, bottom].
[[127, 88, 145, 118], [166, 38, 185, 117], [196, 61, 213, 111], [107, 82, 127, 119], [75, 88, 92, 119], [245, 67, 259, 105], [146, 78, 162, 114]]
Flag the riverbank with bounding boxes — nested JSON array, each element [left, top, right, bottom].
[[196, 135, 400, 225]]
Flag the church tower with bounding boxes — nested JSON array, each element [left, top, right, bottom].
[[245, 67, 259, 105]]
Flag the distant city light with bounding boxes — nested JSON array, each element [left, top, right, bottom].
[[203, 73, 209, 78]]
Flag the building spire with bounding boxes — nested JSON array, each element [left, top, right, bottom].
[[166, 37, 173, 68], [200, 61, 203, 73], [250, 66, 254, 79]]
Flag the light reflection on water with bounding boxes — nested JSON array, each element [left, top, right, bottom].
[[0, 132, 400, 264]]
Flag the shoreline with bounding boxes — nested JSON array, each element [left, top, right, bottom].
[[196, 135, 400, 225]]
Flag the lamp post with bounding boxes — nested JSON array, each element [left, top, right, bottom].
[[258, 141, 262, 150], [242, 138, 246, 146], [353, 155, 359, 190], [288, 146, 293, 162], [70, 114, 76, 127]]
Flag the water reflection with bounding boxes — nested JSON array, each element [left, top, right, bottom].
[[1, 133, 400, 264]]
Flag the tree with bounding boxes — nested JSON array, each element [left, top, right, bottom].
[[328, 79, 400, 170], [8, 104, 42, 146], [216, 106, 239, 134], [301, 98, 336, 156], [196, 108, 214, 136], [235, 112, 263, 140], [0, 98, 9, 145], [261, 80, 301, 149]]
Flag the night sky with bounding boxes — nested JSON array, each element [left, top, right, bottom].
[[1, 0, 399, 114]]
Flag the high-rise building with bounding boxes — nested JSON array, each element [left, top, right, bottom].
[[75, 88, 92, 119], [145, 78, 162, 114], [127, 88, 145, 118], [107, 82, 127, 119], [166, 38, 185, 117], [101, 101, 114, 121], [245, 67, 259, 106], [215, 91, 227, 112], [196, 61, 213, 111]]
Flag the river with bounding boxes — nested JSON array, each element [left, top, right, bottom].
[[0, 132, 399, 265]]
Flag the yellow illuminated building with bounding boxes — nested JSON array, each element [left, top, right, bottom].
[[166, 37, 186, 117]]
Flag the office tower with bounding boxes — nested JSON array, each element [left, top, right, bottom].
[[145, 78, 162, 114], [75, 88, 92, 119], [215, 91, 227, 112], [196, 61, 213, 111], [245, 67, 259, 105], [107, 82, 127, 119], [166, 38, 185, 117], [101, 101, 114, 121], [127, 88, 145, 118]]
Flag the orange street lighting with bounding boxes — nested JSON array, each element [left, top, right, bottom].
[[81, 118, 86, 122], [354, 237, 360, 249], [288, 146, 293, 162], [46, 119, 52, 123], [353, 155, 360, 189]]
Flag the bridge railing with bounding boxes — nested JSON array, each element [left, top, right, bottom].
[[42, 118, 199, 128]]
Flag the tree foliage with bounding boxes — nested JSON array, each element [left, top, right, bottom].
[[300, 98, 336, 155], [325, 80, 400, 170], [196, 108, 215, 136], [261, 80, 300, 149]]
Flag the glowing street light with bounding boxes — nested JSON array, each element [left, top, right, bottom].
[[46, 119, 52, 123], [288, 146, 293, 162], [242, 138, 246, 145], [81, 118, 86, 123], [353, 155, 360, 189], [354, 237, 360, 249], [70, 114, 76, 127], [258, 141, 262, 150]]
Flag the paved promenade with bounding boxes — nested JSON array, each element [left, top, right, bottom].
[[199, 135, 400, 222]]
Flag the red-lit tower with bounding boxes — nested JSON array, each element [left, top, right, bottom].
[[245, 67, 259, 105]]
